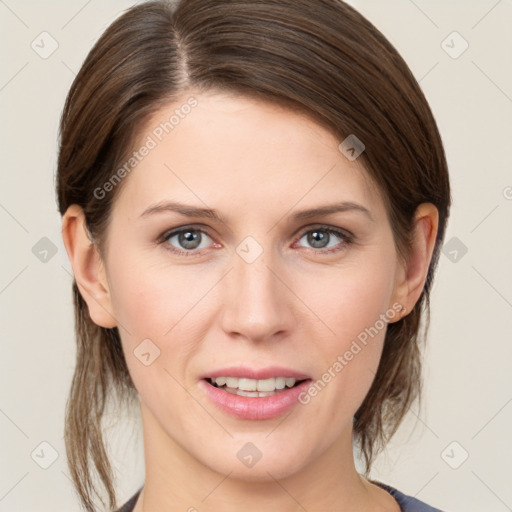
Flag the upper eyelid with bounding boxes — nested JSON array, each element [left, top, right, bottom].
[[162, 223, 352, 237], [297, 224, 352, 236]]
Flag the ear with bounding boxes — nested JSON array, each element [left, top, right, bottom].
[[389, 203, 439, 321], [61, 205, 117, 328]]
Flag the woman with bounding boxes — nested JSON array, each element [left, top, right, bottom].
[[57, 0, 450, 510]]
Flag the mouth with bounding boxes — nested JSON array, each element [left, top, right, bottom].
[[205, 376, 310, 398], [199, 369, 313, 420]]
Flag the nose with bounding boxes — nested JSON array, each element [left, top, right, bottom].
[[220, 244, 295, 344]]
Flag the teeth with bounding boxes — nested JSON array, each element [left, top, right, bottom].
[[285, 378, 296, 388], [215, 376, 227, 386], [225, 377, 238, 388], [275, 377, 286, 390], [239, 378, 257, 391], [232, 389, 277, 398], [212, 376, 298, 392]]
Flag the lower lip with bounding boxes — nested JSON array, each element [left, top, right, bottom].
[[199, 379, 312, 421]]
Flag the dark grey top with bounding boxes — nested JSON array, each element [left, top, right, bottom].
[[372, 480, 445, 511], [116, 481, 445, 511], [116, 488, 141, 512]]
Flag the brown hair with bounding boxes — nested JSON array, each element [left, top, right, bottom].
[[56, 0, 451, 510]]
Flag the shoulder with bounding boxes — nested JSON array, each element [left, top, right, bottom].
[[371, 480, 446, 512]]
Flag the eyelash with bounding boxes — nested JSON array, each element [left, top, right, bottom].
[[158, 224, 354, 257]]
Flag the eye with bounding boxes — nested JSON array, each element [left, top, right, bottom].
[[295, 226, 353, 253], [158, 224, 353, 257], [160, 226, 215, 255]]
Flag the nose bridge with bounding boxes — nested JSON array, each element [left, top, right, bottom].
[[221, 238, 291, 341]]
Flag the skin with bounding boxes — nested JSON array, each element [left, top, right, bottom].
[[62, 90, 439, 512]]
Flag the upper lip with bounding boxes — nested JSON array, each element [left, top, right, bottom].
[[201, 366, 311, 381]]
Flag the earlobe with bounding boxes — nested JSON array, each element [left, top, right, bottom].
[[61, 205, 118, 329], [390, 203, 439, 319]]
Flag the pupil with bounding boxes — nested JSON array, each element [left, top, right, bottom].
[[180, 230, 200, 249], [308, 230, 328, 248]]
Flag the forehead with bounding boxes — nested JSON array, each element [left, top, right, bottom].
[[112, 91, 384, 222]]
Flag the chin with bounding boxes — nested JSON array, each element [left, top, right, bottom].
[[217, 459, 306, 483], [199, 440, 311, 483]]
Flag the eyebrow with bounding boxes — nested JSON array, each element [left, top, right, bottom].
[[140, 200, 374, 223]]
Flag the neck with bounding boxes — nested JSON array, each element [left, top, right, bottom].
[[133, 401, 397, 512]]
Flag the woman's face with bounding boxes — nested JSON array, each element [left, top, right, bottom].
[[99, 90, 406, 480]]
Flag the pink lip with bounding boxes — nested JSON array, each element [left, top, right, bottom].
[[199, 378, 312, 421], [200, 366, 311, 380]]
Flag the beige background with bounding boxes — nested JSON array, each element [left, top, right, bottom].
[[1, 1, 511, 511]]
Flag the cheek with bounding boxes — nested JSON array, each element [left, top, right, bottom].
[[305, 253, 396, 350], [106, 254, 220, 385], [107, 263, 198, 414], [296, 251, 396, 414], [107, 254, 198, 337]]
